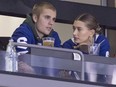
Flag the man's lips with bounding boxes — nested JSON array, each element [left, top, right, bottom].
[[47, 27, 52, 31]]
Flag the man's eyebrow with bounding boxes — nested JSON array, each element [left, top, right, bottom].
[[45, 15, 50, 17]]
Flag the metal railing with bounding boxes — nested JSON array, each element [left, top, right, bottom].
[[12, 42, 85, 80]]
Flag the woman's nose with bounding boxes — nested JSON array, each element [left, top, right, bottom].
[[73, 29, 78, 36]]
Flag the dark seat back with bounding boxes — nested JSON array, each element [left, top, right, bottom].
[[0, 37, 10, 50]]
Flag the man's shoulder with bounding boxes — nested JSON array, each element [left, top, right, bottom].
[[17, 23, 30, 30], [51, 30, 58, 35], [14, 23, 32, 34], [49, 30, 59, 38], [12, 23, 34, 41]]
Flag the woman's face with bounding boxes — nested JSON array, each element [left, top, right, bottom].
[[73, 20, 94, 44]]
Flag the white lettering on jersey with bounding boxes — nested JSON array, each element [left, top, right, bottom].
[[17, 51, 28, 56], [105, 51, 109, 57], [17, 37, 27, 49]]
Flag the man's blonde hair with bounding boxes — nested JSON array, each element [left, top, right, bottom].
[[32, 2, 56, 17]]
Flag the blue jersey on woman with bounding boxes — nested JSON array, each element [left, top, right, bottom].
[[63, 34, 110, 57]]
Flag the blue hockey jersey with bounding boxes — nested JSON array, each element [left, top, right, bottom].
[[12, 14, 61, 55], [62, 34, 110, 57]]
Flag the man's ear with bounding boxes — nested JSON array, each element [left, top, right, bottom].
[[32, 14, 38, 23]]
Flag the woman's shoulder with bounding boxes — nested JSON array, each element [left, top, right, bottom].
[[98, 34, 107, 39], [95, 34, 108, 43], [63, 38, 75, 44], [62, 38, 76, 49], [95, 34, 110, 48]]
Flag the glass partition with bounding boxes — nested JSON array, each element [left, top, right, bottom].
[[84, 54, 116, 85], [18, 53, 82, 80], [0, 42, 84, 81], [85, 61, 116, 84], [0, 42, 116, 85]]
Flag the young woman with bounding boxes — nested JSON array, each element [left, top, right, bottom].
[[63, 13, 110, 57]]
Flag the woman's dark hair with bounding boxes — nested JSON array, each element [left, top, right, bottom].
[[75, 13, 101, 33]]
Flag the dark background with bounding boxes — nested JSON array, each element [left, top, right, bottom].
[[0, 0, 116, 29]]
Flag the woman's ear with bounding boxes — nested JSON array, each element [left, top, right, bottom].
[[88, 29, 95, 44], [90, 29, 95, 36], [32, 14, 38, 23]]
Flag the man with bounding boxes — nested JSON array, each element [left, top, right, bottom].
[[11, 2, 61, 76], [12, 2, 61, 55]]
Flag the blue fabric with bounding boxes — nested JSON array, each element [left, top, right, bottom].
[[63, 34, 110, 81], [62, 34, 110, 57], [12, 19, 61, 53], [11, 15, 61, 77]]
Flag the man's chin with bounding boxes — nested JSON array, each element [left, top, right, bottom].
[[44, 32, 50, 36]]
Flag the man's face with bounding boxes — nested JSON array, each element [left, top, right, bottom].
[[33, 8, 56, 38]]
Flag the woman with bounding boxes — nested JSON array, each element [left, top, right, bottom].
[[62, 13, 110, 82], [63, 13, 110, 57]]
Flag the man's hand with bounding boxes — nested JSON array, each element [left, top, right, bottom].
[[18, 61, 35, 74]]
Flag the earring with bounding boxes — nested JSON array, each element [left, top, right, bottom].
[[89, 35, 93, 45]]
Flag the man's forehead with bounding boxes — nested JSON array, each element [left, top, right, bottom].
[[40, 9, 56, 17]]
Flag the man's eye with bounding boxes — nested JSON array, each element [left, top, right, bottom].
[[53, 18, 56, 22], [45, 16, 50, 19]]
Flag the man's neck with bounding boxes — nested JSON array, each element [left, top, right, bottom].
[[36, 29, 44, 39]]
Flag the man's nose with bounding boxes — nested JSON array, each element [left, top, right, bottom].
[[49, 19, 54, 25]]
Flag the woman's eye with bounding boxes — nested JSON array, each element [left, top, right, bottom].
[[73, 26, 76, 31], [78, 28, 81, 31], [73, 26, 82, 32], [73, 28, 76, 32]]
